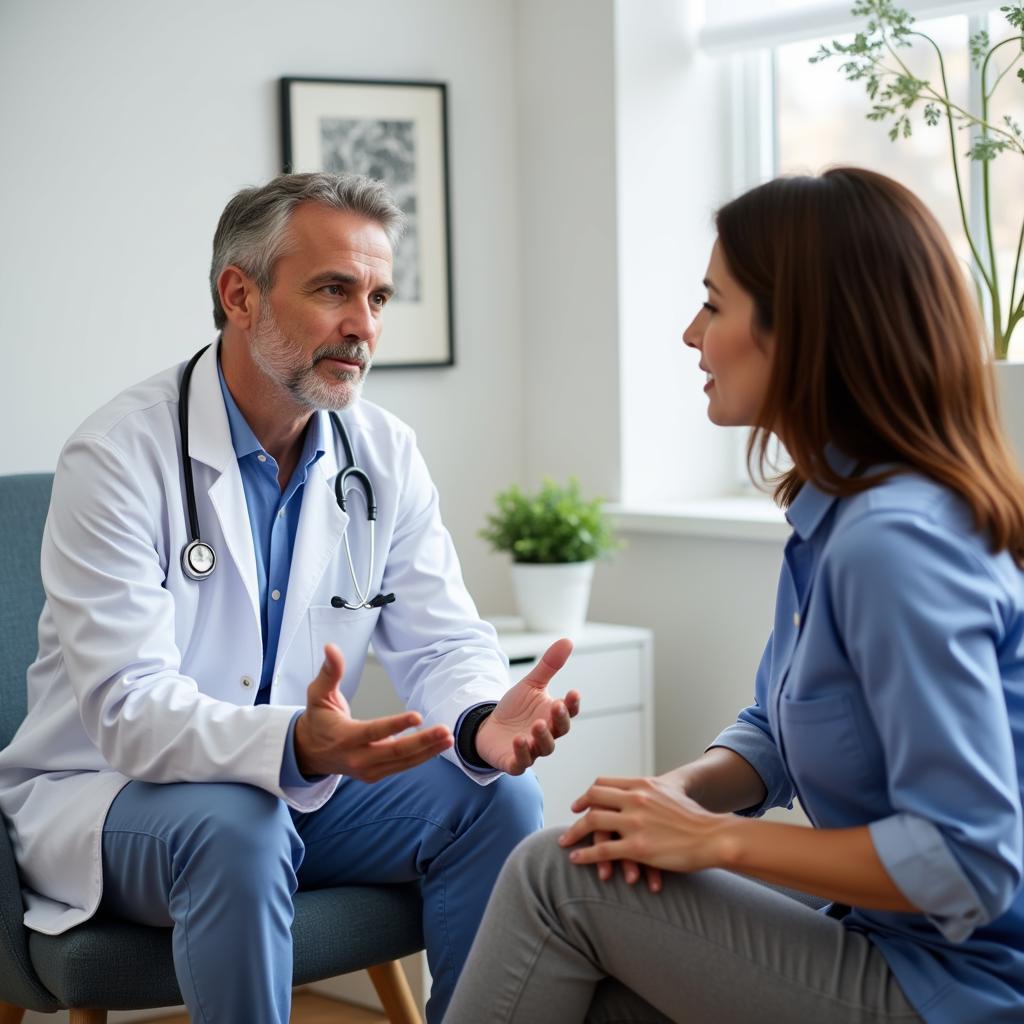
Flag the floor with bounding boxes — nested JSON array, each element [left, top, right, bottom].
[[148, 993, 387, 1023]]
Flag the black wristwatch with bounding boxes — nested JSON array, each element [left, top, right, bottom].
[[457, 702, 498, 770]]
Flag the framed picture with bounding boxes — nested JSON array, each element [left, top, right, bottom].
[[280, 76, 454, 368]]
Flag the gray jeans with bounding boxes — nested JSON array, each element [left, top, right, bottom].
[[444, 828, 921, 1023]]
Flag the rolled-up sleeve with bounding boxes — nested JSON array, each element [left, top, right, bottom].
[[828, 511, 1023, 941]]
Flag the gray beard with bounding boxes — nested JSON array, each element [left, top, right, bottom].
[[250, 307, 372, 412]]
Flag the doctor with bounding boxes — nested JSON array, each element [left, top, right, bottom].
[[0, 172, 579, 1024]]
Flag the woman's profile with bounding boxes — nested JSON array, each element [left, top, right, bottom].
[[444, 167, 1024, 1024]]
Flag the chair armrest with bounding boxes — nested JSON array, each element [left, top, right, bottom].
[[0, 814, 59, 1011]]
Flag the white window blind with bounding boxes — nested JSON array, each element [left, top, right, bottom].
[[698, 0, 1000, 53]]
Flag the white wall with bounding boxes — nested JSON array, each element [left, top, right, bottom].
[[515, 0, 623, 497], [0, 0, 524, 613]]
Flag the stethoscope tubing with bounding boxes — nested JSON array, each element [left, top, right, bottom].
[[177, 343, 382, 609]]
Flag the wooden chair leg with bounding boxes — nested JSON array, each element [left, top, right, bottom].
[[367, 960, 421, 1024], [0, 1003, 26, 1024], [68, 1010, 107, 1024]]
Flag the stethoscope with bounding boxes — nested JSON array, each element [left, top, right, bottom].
[[178, 344, 396, 611]]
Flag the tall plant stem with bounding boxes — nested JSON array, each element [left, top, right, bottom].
[[984, 36, 1024, 99], [979, 43, 1004, 355], [906, 32, 994, 297], [1009, 211, 1024, 331], [884, 31, 1024, 149]]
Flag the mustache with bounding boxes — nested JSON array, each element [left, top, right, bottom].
[[313, 343, 371, 368]]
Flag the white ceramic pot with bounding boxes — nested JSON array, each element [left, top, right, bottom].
[[995, 360, 1024, 466], [510, 561, 595, 633]]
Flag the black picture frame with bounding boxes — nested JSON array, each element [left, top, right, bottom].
[[280, 76, 455, 369]]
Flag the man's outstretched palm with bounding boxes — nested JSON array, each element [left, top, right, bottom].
[[475, 638, 579, 774]]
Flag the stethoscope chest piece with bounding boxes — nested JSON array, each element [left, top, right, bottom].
[[182, 539, 216, 581]]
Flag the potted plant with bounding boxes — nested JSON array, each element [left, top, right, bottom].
[[811, 0, 1024, 358], [479, 477, 619, 633]]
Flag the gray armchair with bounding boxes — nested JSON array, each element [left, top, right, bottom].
[[0, 473, 424, 1024]]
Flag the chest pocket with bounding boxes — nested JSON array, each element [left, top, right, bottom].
[[308, 604, 381, 700], [778, 690, 876, 820]]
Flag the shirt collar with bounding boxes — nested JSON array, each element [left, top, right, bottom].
[[784, 446, 859, 541], [216, 355, 327, 470]]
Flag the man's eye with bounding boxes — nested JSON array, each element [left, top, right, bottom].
[[322, 284, 343, 296], [373, 293, 390, 307], [702, 301, 717, 314]]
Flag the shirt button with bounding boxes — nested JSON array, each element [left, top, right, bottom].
[[278, 509, 286, 519], [257, 454, 267, 463], [793, 612, 801, 627], [241, 675, 253, 688], [271, 589, 281, 601]]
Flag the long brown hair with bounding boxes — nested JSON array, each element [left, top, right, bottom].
[[715, 166, 1024, 563]]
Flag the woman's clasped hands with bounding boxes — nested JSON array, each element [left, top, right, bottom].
[[558, 775, 739, 893]]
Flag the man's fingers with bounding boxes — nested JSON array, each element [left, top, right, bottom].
[[359, 731, 454, 779], [520, 638, 573, 691], [503, 735, 533, 775], [357, 710, 425, 744], [530, 720, 556, 757], [364, 723, 449, 758], [307, 644, 346, 705], [548, 700, 572, 739]]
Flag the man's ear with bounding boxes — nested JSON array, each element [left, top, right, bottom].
[[218, 265, 259, 330]]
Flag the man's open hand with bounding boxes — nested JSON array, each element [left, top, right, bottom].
[[474, 638, 579, 774], [293, 644, 453, 781]]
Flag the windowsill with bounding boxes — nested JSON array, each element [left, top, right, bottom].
[[608, 495, 790, 542]]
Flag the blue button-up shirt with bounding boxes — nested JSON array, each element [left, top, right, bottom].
[[218, 362, 326, 784], [713, 462, 1024, 1023]]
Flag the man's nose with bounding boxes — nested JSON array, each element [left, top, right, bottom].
[[341, 302, 377, 343]]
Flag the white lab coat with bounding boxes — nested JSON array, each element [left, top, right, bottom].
[[0, 345, 510, 935]]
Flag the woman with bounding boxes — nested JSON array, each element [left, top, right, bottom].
[[444, 168, 1024, 1023]]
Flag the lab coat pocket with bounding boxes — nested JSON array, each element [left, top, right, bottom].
[[309, 604, 381, 699]]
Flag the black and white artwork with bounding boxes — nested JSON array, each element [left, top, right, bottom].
[[319, 118, 420, 303], [280, 78, 454, 368]]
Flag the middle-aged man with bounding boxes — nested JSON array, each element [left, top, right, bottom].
[[0, 172, 580, 1023]]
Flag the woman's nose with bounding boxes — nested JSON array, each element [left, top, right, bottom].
[[682, 313, 702, 350]]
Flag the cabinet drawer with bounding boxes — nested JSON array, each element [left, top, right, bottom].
[[512, 645, 642, 715]]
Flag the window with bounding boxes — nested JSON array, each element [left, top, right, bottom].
[[773, 9, 1023, 354]]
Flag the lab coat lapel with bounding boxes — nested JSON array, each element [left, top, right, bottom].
[[276, 435, 350, 674], [185, 345, 262, 632]]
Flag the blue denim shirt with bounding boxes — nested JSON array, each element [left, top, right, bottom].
[[712, 464, 1024, 1023]]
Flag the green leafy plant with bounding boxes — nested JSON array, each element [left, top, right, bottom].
[[811, 1, 1024, 357], [479, 478, 619, 564]]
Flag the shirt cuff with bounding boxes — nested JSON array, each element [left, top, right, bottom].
[[707, 721, 794, 816], [280, 710, 327, 789], [454, 702, 499, 773], [870, 813, 987, 943]]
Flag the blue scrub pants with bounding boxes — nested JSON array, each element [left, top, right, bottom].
[[99, 757, 543, 1024]]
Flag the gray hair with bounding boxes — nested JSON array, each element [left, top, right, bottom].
[[209, 172, 406, 329]]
